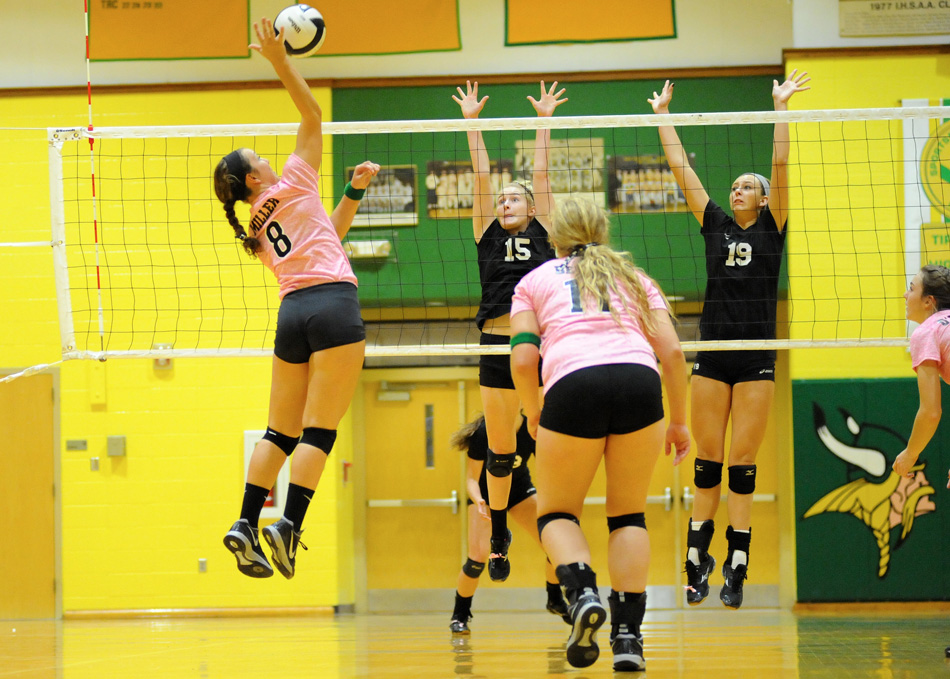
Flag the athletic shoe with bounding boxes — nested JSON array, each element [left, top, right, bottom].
[[223, 519, 273, 578], [547, 597, 572, 624], [720, 562, 747, 609], [488, 529, 512, 582], [449, 616, 471, 635], [611, 633, 645, 672], [565, 590, 606, 668], [684, 553, 716, 605], [262, 518, 307, 580]]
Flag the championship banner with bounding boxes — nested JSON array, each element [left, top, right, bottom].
[[90, 0, 250, 61], [905, 99, 950, 271], [316, 0, 460, 56], [505, 0, 675, 46]]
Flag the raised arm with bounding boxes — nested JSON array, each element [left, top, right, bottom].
[[768, 69, 810, 233], [452, 81, 495, 242], [251, 18, 323, 171], [330, 161, 380, 240], [509, 310, 543, 439], [527, 81, 568, 230], [646, 309, 690, 465], [648, 81, 709, 226]]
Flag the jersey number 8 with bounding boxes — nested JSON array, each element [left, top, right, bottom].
[[266, 220, 293, 258]]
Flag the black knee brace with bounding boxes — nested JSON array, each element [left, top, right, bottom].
[[486, 449, 516, 477], [537, 512, 580, 537], [262, 427, 299, 456], [607, 512, 646, 533], [728, 465, 756, 495], [694, 459, 724, 489], [462, 558, 485, 579], [301, 427, 337, 455]]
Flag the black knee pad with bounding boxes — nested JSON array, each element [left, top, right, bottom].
[[537, 512, 580, 537], [261, 427, 299, 456], [462, 558, 485, 579], [301, 427, 337, 455], [607, 512, 646, 533], [728, 465, 756, 495], [694, 459, 724, 489], [486, 449, 516, 478]]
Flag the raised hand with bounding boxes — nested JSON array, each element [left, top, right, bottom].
[[452, 80, 489, 119], [648, 80, 674, 114], [350, 161, 381, 190], [773, 69, 811, 107], [250, 18, 287, 65], [527, 80, 568, 117]]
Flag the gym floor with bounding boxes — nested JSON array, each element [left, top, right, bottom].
[[3, 607, 947, 678]]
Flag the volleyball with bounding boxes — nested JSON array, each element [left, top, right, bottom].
[[274, 4, 326, 57]]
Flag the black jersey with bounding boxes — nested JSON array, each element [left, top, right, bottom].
[[699, 200, 786, 341], [467, 418, 535, 496], [475, 218, 555, 330]]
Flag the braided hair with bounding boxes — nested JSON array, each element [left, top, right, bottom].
[[550, 197, 672, 336], [213, 149, 262, 257], [919, 264, 950, 311]]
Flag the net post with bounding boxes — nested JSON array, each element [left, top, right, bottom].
[[48, 128, 81, 358]]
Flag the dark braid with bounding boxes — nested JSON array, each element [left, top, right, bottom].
[[920, 264, 950, 311], [213, 151, 261, 257]]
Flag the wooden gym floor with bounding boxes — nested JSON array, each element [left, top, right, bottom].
[[2, 608, 947, 678]]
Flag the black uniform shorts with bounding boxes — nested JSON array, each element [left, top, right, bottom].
[[469, 474, 537, 510], [691, 349, 776, 386], [478, 332, 543, 390], [274, 282, 366, 364], [540, 363, 664, 439]]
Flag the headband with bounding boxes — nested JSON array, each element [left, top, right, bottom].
[[750, 173, 770, 197], [223, 150, 250, 202]]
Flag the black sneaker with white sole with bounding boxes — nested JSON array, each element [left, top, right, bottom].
[[223, 519, 273, 578], [684, 553, 716, 605], [565, 590, 606, 668], [546, 597, 571, 624], [611, 633, 645, 672], [720, 561, 747, 609], [262, 518, 307, 579], [449, 616, 471, 635]]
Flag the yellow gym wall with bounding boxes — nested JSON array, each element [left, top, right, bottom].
[[784, 48, 950, 381], [0, 85, 354, 611]]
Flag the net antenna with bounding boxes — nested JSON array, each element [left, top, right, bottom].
[[39, 104, 950, 368]]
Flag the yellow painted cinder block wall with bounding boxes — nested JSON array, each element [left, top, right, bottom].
[[0, 84, 354, 611], [784, 50, 950, 380]]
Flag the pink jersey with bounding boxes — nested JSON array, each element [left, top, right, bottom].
[[247, 153, 357, 298], [511, 257, 669, 393], [909, 309, 950, 384]]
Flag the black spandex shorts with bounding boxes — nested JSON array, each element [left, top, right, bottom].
[[469, 474, 537, 510], [478, 332, 543, 390], [691, 349, 776, 386], [539, 364, 664, 439], [274, 282, 366, 364]]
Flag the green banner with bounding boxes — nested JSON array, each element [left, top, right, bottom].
[[793, 379, 948, 602]]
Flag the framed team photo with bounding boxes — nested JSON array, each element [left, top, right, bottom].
[[425, 158, 516, 219], [347, 164, 418, 227], [515, 137, 606, 206], [606, 153, 695, 214]]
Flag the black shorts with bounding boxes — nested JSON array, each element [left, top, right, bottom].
[[478, 332, 543, 390], [540, 364, 664, 439], [691, 350, 776, 386], [274, 282, 366, 364], [470, 472, 537, 510]]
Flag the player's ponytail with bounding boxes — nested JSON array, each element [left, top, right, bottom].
[[213, 151, 261, 257], [450, 414, 486, 453], [551, 197, 672, 336]]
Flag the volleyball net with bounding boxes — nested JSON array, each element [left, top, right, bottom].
[[44, 105, 950, 361]]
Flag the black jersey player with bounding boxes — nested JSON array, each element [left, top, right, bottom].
[[452, 80, 567, 581], [447, 414, 569, 634], [649, 70, 810, 608]]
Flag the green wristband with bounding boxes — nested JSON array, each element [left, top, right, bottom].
[[344, 182, 365, 200], [510, 332, 541, 348]]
